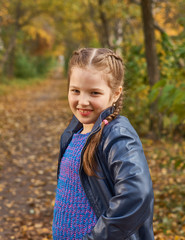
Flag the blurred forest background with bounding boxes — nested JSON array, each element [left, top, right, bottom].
[[0, 0, 185, 239]]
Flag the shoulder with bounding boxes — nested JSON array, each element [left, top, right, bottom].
[[101, 115, 143, 152]]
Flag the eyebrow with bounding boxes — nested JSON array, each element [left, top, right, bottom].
[[89, 88, 104, 92], [69, 86, 103, 92], [69, 85, 79, 89]]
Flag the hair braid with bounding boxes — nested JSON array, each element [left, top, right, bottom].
[[104, 52, 124, 123], [83, 93, 123, 177], [106, 93, 123, 122], [68, 48, 125, 176], [105, 52, 123, 63]]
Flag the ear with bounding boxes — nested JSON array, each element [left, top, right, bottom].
[[113, 86, 123, 102]]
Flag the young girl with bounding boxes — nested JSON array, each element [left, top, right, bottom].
[[52, 48, 154, 240]]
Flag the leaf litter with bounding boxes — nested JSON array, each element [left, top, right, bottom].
[[0, 74, 184, 239]]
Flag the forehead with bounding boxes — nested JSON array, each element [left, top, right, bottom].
[[69, 67, 110, 89]]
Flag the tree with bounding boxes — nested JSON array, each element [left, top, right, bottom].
[[141, 0, 161, 134], [0, 0, 55, 77], [86, 0, 125, 52]]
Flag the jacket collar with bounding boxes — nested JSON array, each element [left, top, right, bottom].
[[58, 106, 115, 179], [91, 106, 114, 132]]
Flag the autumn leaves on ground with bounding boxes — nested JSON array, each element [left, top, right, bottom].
[[0, 72, 71, 240], [0, 75, 184, 240]]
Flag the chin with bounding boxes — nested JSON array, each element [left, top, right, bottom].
[[80, 120, 93, 125], [77, 117, 94, 124]]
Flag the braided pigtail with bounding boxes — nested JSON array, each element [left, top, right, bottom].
[[68, 48, 125, 176], [83, 93, 123, 176]]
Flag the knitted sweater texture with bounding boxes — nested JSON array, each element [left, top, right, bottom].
[[52, 131, 97, 240]]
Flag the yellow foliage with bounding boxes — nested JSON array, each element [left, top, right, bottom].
[[53, 45, 65, 57], [140, 87, 149, 100], [154, 2, 184, 36], [22, 25, 53, 46], [0, 4, 14, 26]]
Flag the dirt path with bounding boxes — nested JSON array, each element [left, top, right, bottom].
[[0, 75, 71, 240], [0, 73, 185, 240]]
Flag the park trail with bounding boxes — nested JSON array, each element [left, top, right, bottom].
[[0, 70, 71, 240], [0, 70, 185, 240]]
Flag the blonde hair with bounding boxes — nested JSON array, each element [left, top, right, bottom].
[[68, 48, 125, 176]]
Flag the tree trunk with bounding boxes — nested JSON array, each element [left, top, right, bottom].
[[0, 38, 11, 68], [114, 19, 123, 55], [98, 0, 111, 48], [141, 0, 161, 136], [0, 0, 22, 77], [88, 0, 112, 48], [0, 34, 17, 77]]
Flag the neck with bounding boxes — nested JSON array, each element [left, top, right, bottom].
[[81, 123, 94, 134]]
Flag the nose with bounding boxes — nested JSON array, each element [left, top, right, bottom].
[[78, 93, 90, 107]]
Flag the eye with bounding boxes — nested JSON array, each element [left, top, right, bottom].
[[71, 89, 80, 94], [91, 91, 100, 95]]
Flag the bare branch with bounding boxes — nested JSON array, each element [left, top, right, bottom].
[[154, 22, 166, 34]]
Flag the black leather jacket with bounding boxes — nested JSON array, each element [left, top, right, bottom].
[[57, 107, 154, 240]]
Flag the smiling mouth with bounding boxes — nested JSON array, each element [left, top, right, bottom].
[[78, 109, 93, 116]]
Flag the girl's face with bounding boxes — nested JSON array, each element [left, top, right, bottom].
[[68, 67, 122, 133]]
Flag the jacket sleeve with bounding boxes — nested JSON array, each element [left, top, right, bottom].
[[83, 125, 154, 240]]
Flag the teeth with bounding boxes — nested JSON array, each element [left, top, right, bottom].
[[79, 109, 91, 113], [81, 110, 89, 113]]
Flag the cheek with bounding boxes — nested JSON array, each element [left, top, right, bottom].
[[104, 93, 114, 106], [68, 94, 75, 107], [108, 92, 115, 105], [93, 98, 111, 110], [108, 96, 114, 106]]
